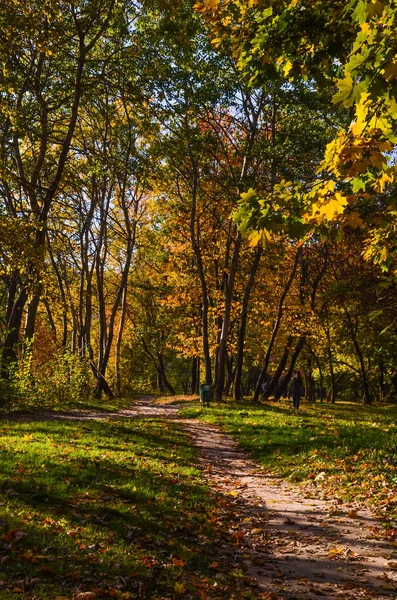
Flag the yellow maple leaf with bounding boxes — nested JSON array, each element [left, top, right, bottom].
[[375, 170, 394, 192], [174, 582, 186, 594]]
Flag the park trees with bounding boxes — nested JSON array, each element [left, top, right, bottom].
[[0, 0, 126, 375], [0, 0, 396, 406]]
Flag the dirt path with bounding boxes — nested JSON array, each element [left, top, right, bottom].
[[2, 397, 396, 598], [182, 419, 396, 600], [0, 396, 179, 422]]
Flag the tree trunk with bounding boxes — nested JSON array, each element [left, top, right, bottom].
[[115, 283, 128, 394], [24, 289, 41, 345], [5, 272, 19, 326], [215, 230, 242, 401], [327, 348, 336, 402], [1, 286, 28, 378], [342, 306, 372, 405], [234, 246, 262, 400], [157, 353, 176, 395], [191, 357, 198, 395], [379, 363, 386, 401], [278, 336, 306, 397], [188, 182, 212, 384], [195, 358, 200, 394], [253, 247, 302, 402], [262, 335, 293, 401], [157, 369, 165, 393]]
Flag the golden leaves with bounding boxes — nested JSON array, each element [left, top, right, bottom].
[[247, 228, 271, 247]]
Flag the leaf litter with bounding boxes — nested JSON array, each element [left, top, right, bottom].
[[1, 397, 397, 599]]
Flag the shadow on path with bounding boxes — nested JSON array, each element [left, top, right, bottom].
[[181, 419, 397, 600], [2, 397, 396, 598]]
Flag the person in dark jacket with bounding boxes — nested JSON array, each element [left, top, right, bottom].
[[289, 370, 304, 410]]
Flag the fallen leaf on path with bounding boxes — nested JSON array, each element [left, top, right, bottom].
[[381, 583, 397, 590], [329, 547, 344, 556], [73, 593, 97, 600]]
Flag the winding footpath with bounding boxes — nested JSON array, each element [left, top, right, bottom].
[[3, 397, 397, 599]]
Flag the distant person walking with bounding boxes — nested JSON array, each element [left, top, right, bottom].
[[289, 370, 304, 410]]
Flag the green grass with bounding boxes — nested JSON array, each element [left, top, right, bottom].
[[0, 416, 255, 599], [180, 400, 397, 519]]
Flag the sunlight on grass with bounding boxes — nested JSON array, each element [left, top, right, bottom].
[[0, 416, 253, 599], [180, 401, 397, 517]]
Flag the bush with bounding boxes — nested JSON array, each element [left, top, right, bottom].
[[0, 348, 93, 412]]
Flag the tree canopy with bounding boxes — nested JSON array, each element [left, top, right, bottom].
[[0, 0, 397, 409]]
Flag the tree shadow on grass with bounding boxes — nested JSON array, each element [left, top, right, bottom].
[[0, 417, 256, 599]]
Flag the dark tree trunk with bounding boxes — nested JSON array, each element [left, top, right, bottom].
[[234, 246, 262, 401], [262, 335, 293, 401], [157, 369, 165, 393], [305, 341, 324, 401], [157, 353, 176, 395], [342, 306, 372, 406], [278, 336, 306, 397], [195, 358, 200, 395], [327, 348, 336, 403], [89, 360, 114, 399], [43, 298, 57, 340], [191, 357, 198, 395], [24, 290, 41, 345], [379, 363, 386, 400], [1, 286, 28, 378], [215, 230, 242, 401], [5, 271, 19, 326], [253, 247, 302, 402]]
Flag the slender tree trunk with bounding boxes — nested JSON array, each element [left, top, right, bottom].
[[253, 247, 302, 402], [305, 341, 324, 401], [379, 363, 385, 400], [157, 353, 176, 395], [189, 184, 212, 384], [262, 335, 293, 400], [195, 358, 200, 394], [47, 242, 68, 350], [191, 357, 198, 395], [1, 286, 28, 377], [24, 288, 42, 344], [5, 272, 19, 326], [224, 353, 234, 397], [327, 348, 336, 402], [215, 230, 242, 401], [157, 369, 165, 393], [115, 284, 128, 394], [342, 306, 372, 405], [279, 336, 306, 397], [327, 371, 343, 403], [42, 298, 57, 340], [234, 246, 262, 400]]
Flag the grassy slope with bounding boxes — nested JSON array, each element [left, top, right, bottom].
[[180, 400, 397, 521], [0, 416, 255, 600]]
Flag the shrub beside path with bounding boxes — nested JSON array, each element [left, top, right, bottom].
[[2, 396, 396, 599]]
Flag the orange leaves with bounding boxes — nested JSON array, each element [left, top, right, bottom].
[[171, 557, 186, 567], [72, 593, 98, 600], [20, 550, 49, 563], [1, 529, 25, 542]]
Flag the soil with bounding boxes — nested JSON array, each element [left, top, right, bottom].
[[2, 397, 396, 599]]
